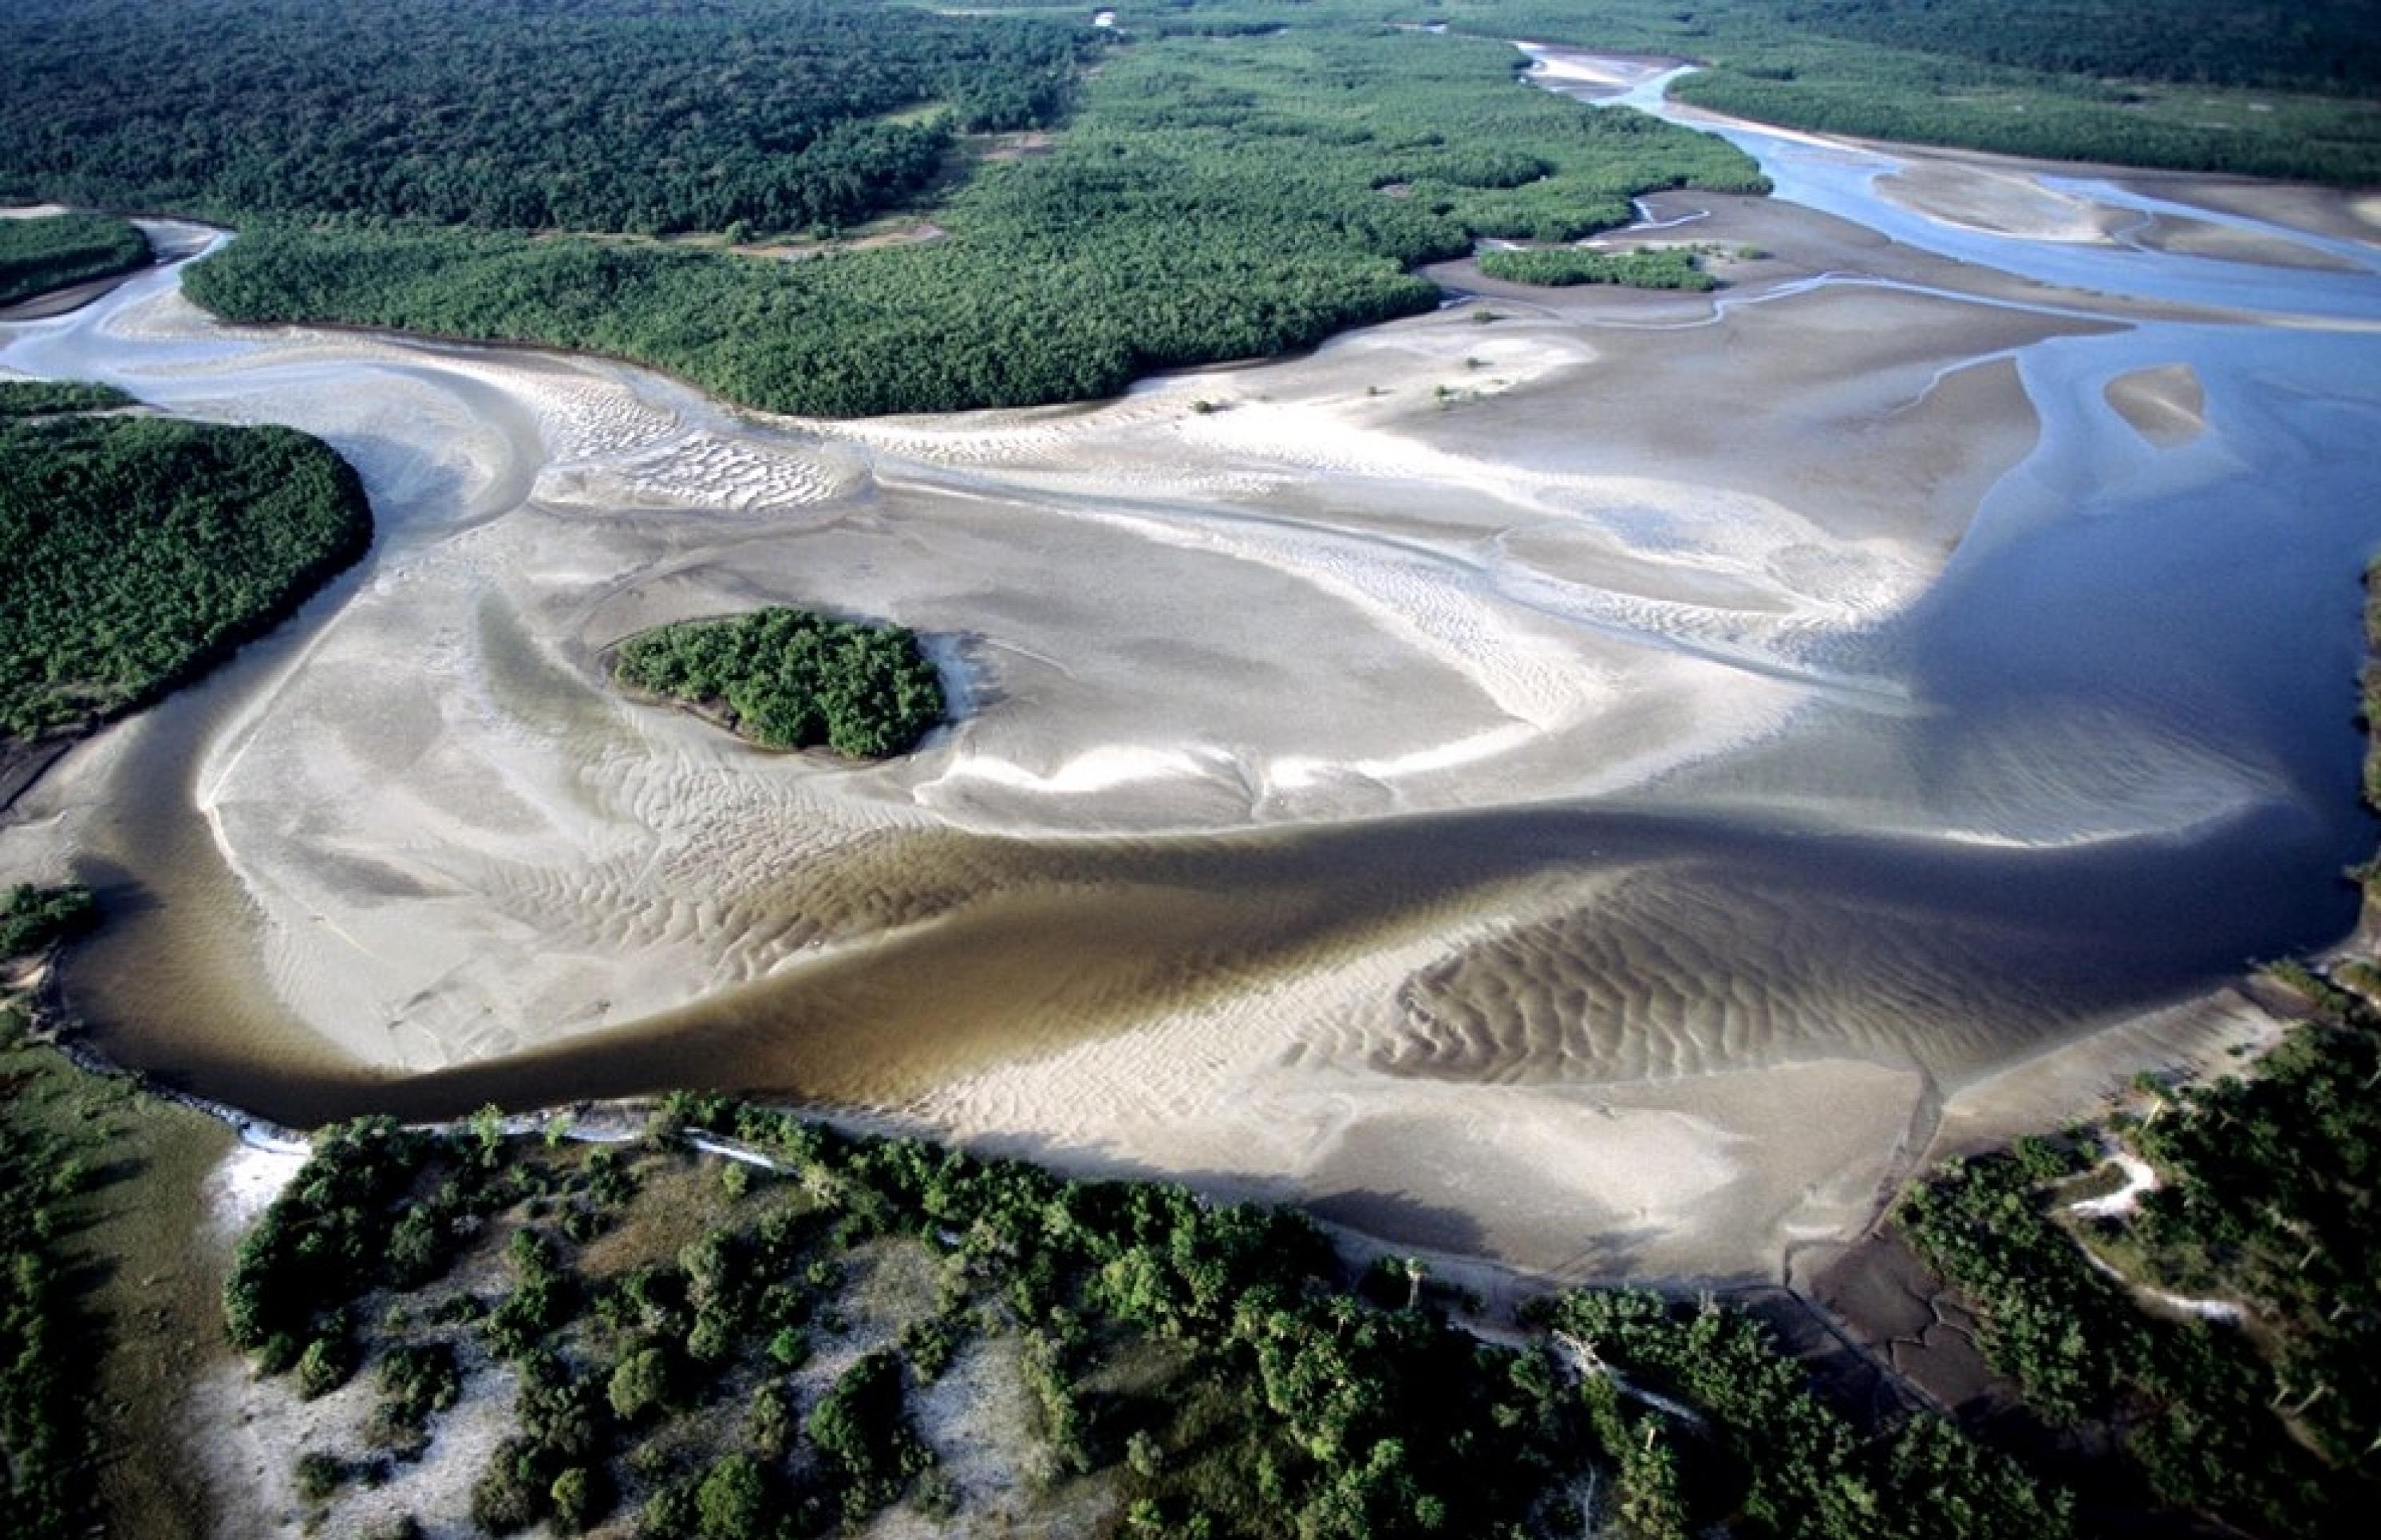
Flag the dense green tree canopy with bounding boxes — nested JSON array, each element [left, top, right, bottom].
[[0, 0, 1092, 237], [0, 397, 372, 740], [1391, 0, 2381, 182], [181, 26, 1763, 417], [0, 884, 97, 960], [614, 606, 946, 760], [0, 211, 146, 306], [1478, 244, 1715, 290], [0, 381, 135, 418]]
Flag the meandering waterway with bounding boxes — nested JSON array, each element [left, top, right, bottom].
[[5, 60, 2377, 1279]]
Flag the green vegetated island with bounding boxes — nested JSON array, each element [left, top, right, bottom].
[[0, 209, 148, 308], [1475, 243, 1719, 290], [0, 378, 373, 746], [614, 608, 946, 760]]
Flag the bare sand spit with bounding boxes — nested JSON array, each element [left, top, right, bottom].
[[1522, 45, 1684, 101], [1875, 159, 2138, 245]]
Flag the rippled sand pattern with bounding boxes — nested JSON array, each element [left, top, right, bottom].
[[1384, 873, 2041, 1087], [6, 113, 2380, 1286]]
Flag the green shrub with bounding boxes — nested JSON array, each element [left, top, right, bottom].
[[292, 1450, 347, 1505], [607, 1345, 672, 1423], [0, 884, 97, 958], [694, 1452, 770, 1540], [0, 211, 147, 306], [295, 1333, 354, 1400]]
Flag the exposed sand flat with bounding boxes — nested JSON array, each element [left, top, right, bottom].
[[1924, 985, 2283, 1163], [1877, 159, 2371, 275], [2125, 210, 2366, 271], [2122, 177, 2381, 252], [1876, 159, 2134, 245], [10, 260, 2059, 1096], [7, 126, 2379, 1288], [2103, 361, 2207, 447]]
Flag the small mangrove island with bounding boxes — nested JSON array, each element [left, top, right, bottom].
[[613, 607, 945, 760], [1475, 246, 1718, 291]]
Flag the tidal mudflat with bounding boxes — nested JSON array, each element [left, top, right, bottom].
[[5, 61, 2378, 1284]]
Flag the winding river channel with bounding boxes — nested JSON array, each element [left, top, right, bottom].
[[6, 49, 2379, 1277]]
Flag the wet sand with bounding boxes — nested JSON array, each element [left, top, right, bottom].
[[2103, 362, 2207, 447], [6, 100, 2380, 1285]]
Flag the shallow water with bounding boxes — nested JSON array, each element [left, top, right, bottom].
[[6, 81, 2380, 1149]]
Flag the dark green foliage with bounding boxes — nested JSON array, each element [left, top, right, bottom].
[[693, 1452, 771, 1540], [293, 1450, 348, 1504], [0, 1, 1090, 237], [1897, 1147, 2118, 1423], [295, 1329, 356, 1398], [470, 1435, 551, 1534], [0, 1084, 98, 1535], [0, 211, 146, 306], [1410, 0, 2381, 184], [1527, 1288, 2073, 1540], [1476, 244, 1716, 290], [1672, 50, 2381, 186], [807, 1350, 931, 1525], [614, 606, 945, 760], [484, 1227, 577, 1360], [550, 1465, 602, 1535], [371, 1343, 462, 1451], [747, 1380, 798, 1463], [1764, 0, 2381, 97], [898, 1311, 965, 1381], [2122, 1030, 2381, 1444], [0, 381, 135, 419], [0, 407, 373, 740], [222, 1117, 440, 1353], [179, 26, 1761, 417], [0, 884, 97, 959], [606, 1346, 672, 1424], [1899, 1135, 2359, 1536]]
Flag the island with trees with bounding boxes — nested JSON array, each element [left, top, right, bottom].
[[0, 381, 373, 747], [612, 607, 946, 760], [1476, 245, 1717, 290]]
